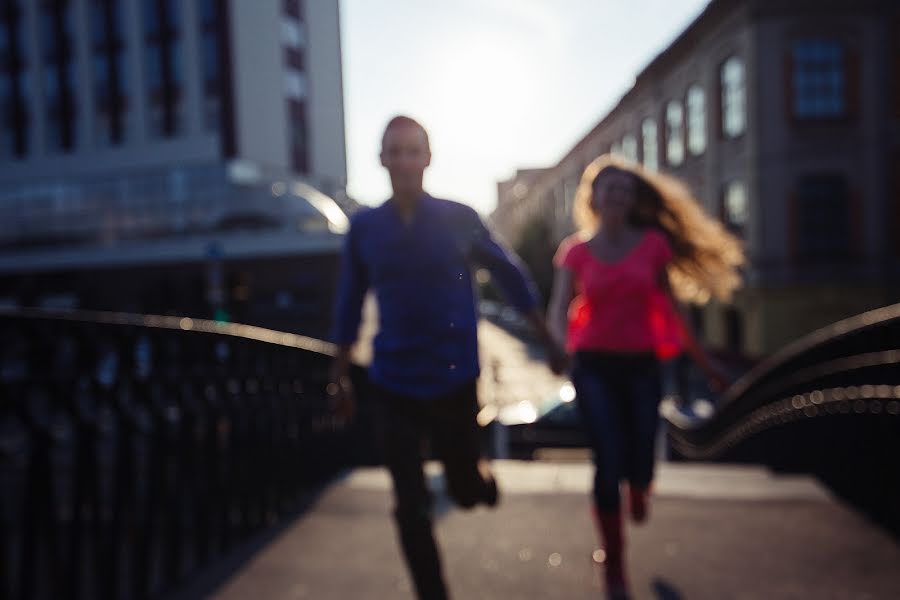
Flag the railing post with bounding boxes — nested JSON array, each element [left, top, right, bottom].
[[0, 369, 31, 600]]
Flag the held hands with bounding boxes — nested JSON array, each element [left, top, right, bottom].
[[525, 309, 571, 375]]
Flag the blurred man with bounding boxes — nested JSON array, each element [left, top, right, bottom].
[[330, 115, 564, 599]]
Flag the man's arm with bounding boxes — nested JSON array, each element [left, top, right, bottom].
[[462, 209, 538, 315], [463, 209, 567, 373]]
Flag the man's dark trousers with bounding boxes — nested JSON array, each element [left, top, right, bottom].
[[375, 380, 497, 600]]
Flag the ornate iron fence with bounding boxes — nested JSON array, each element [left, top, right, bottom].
[[0, 307, 368, 600]]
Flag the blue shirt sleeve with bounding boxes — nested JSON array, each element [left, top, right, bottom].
[[331, 217, 369, 345], [459, 207, 539, 314]]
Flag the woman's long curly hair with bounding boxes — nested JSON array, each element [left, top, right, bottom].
[[573, 154, 745, 304]]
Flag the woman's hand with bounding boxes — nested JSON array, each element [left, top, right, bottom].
[[702, 361, 732, 394]]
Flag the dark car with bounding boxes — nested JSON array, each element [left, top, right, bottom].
[[496, 382, 588, 459]]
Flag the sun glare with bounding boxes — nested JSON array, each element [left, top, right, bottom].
[[426, 34, 532, 152]]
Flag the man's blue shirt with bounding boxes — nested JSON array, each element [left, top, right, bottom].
[[332, 194, 539, 399]]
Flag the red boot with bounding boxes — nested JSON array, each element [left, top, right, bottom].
[[628, 484, 649, 524], [591, 506, 631, 600]]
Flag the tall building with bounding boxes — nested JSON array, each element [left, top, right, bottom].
[[0, 0, 349, 336], [492, 0, 900, 357], [0, 0, 347, 237]]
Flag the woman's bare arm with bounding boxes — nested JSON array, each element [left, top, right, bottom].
[[659, 273, 730, 391]]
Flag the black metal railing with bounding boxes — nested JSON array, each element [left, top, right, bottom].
[[664, 303, 900, 535], [0, 307, 367, 600]]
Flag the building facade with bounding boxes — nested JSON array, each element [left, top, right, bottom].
[[491, 0, 900, 357], [0, 0, 349, 335], [0, 0, 347, 243]]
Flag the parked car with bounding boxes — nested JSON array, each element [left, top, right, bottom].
[[496, 382, 588, 459]]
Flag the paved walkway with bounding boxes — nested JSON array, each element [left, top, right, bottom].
[[210, 461, 900, 599], [207, 309, 900, 598]]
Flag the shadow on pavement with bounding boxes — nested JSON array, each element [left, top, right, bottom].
[[162, 478, 339, 600], [653, 577, 685, 599]]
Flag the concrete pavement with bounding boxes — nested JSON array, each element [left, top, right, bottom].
[[210, 461, 900, 599]]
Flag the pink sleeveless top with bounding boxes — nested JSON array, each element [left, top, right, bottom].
[[554, 229, 682, 359]]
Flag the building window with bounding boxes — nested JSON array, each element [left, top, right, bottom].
[[198, 0, 217, 23], [197, 0, 222, 131], [796, 175, 850, 261], [1, 2, 29, 158], [281, 19, 305, 48], [723, 180, 748, 235], [791, 39, 846, 119], [641, 118, 658, 171], [621, 133, 638, 162], [283, 0, 306, 172], [288, 100, 308, 173], [686, 84, 706, 155], [40, 0, 78, 152], [0, 73, 13, 156], [143, 0, 183, 137], [665, 100, 684, 167], [201, 34, 219, 81], [720, 56, 746, 138], [91, 0, 129, 145], [284, 71, 307, 100], [283, 0, 302, 20]]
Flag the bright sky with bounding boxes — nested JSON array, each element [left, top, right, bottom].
[[339, 0, 710, 215]]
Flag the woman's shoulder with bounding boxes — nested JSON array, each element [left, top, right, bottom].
[[560, 233, 589, 252], [554, 233, 589, 267]]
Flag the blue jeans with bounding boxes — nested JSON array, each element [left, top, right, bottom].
[[572, 352, 663, 511]]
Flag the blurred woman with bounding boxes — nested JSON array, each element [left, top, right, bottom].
[[548, 154, 744, 599]]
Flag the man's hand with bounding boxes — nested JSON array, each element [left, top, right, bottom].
[[327, 374, 356, 422], [329, 345, 356, 423]]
